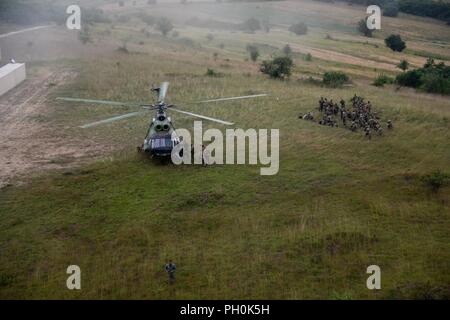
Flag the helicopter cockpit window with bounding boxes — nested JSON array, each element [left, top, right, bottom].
[[152, 138, 172, 148]]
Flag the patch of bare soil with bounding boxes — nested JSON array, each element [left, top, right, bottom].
[[0, 68, 111, 188]]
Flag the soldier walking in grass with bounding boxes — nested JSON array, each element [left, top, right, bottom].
[[165, 260, 176, 284]]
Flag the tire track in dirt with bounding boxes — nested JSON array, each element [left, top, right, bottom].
[[0, 68, 109, 188]]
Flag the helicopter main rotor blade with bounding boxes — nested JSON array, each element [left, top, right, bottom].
[[159, 82, 169, 103], [196, 93, 268, 104], [170, 108, 234, 126], [56, 97, 144, 108], [80, 111, 148, 129]]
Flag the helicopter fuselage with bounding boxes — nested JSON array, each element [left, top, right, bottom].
[[141, 108, 180, 157]]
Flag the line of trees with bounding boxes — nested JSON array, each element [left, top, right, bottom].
[[0, 0, 65, 25], [326, 0, 450, 23], [0, 0, 110, 26], [398, 0, 450, 23]]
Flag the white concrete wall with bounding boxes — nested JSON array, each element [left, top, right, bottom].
[[0, 63, 26, 97]]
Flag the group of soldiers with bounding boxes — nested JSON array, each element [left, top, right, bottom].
[[300, 95, 393, 139]]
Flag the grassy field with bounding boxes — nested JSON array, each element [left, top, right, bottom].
[[0, 0, 449, 299]]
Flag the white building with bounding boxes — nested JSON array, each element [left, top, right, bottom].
[[0, 63, 26, 97]]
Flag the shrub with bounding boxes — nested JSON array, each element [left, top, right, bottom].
[[137, 13, 155, 26], [373, 74, 394, 87], [241, 18, 261, 32], [385, 34, 406, 52], [246, 44, 260, 62], [260, 56, 294, 79], [358, 18, 373, 37], [156, 17, 173, 36], [282, 44, 292, 56], [289, 22, 308, 36], [396, 69, 423, 87], [322, 71, 349, 87], [421, 73, 450, 95], [78, 26, 92, 44], [206, 68, 221, 77], [304, 53, 312, 61], [397, 59, 409, 72], [421, 170, 450, 192]]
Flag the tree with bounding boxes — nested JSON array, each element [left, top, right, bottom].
[[261, 18, 271, 33], [358, 18, 373, 37], [241, 18, 261, 33], [397, 59, 409, 72], [385, 34, 406, 52], [383, 2, 399, 17], [260, 57, 294, 79], [246, 44, 260, 62], [78, 25, 92, 44], [138, 13, 155, 26], [156, 17, 173, 36], [396, 70, 423, 87], [206, 33, 214, 42], [282, 44, 292, 56], [289, 22, 308, 36]]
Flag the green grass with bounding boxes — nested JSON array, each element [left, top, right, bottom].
[[0, 0, 449, 299]]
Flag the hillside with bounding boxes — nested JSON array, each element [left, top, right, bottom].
[[0, 0, 449, 299]]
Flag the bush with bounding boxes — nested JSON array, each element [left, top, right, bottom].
[[396, 69, 423, 87], [289, 22, 308, 36], [260, 57, 294, 79], [322, 71, 349, 87], [421, 73, 450, 95], [282, 44, 292, 56], [241, 18, 261, 32], [206, 68, 221, 77], [395, 59, 450, 94], [397, 59, 409, 72], [246, 44, 260, 62], [137, 13, 155, 26], [358, 18, 373, 37], [421, 170, 450, 192], [78, 26, 92, 45], [156, 17, 173, 36], [373, 74, 394, 87], [304, 53, 312, 61], [385, 34, 406, 52]]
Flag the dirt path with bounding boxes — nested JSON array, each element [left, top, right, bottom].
[[0, 68, 107, 188], [0, 25, 53, 39]]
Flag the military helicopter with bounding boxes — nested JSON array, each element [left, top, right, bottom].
[[57, 82, 267, 158]]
